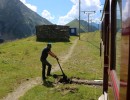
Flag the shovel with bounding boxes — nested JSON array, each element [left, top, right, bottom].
[[56, 59, 68, 82]]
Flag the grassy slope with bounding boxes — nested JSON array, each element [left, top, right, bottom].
[[63, 32, 102, 80], [0, 36, 76, 98], [20, 31, 103, 100], [66, 20, 87, 32]]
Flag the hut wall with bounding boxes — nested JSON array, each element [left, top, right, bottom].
[[36, 25, 70, 42]]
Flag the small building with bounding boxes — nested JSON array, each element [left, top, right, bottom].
[[0, 38, 4, 43], [0, 33, 4, 43], [69, 28, 78, 36], [36, 25, 70, 42]]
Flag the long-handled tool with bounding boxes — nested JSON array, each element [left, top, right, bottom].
[[56, 59, 68, 82]]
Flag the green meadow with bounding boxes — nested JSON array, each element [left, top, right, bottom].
[[0, 31, 103, 100]]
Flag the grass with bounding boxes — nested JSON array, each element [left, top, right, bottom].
[[20, 31, 103, 100], [61, 31, 102, 80], [116, 32, 121, 79], [20, 84, 102, 100], [0, 35, 77, 99]]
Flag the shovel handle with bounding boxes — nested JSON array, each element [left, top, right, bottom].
[[56, 59, 65, 74]]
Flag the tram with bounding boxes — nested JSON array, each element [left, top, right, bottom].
[[100, 0, 130, 99]]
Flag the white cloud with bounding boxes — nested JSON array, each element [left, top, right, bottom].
[[58, 4, 78, 25], [20, 0, 26, 3], [58, 0, 101, 25], [20, 0, 37, 12], [41, 10, 55, 21], [122, 1, 130, 21], [92, 18, 101, 23]]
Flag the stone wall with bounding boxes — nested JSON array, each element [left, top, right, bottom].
[[36, 25, 70, 42]]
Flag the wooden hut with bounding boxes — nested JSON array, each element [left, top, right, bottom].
[[36, 25, 70, 42]]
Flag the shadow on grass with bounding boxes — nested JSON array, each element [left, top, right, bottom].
[[36, 38, 70, 42], [42, 80, 54, 88]]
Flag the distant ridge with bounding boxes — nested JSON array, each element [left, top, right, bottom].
[[66, 19, 98, 33], [0, 0, 52, 41]]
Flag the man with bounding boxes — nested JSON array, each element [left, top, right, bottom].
[[40, 43, 58, 81]]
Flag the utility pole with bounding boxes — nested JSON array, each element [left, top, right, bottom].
[[88, 13, 90, 32], [81, 11, 95, 32], [89, 19, 93, 32], [79, 0, 81, 40]]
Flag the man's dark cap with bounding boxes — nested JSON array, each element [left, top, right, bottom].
[[47, 43, 52, 48]]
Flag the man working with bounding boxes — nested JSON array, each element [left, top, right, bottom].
[[40, 43, 58, 81]]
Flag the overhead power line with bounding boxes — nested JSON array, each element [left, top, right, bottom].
[[81, 11, 96, 32]]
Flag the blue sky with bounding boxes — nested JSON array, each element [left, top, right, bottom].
[[20, 0, 105, 25]]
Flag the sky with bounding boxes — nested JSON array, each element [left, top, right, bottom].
[[20, 0, 105, 25]]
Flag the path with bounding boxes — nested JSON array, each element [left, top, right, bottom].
[[2, 38, 78, 100]]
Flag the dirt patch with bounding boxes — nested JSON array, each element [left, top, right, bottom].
[[52, 75, 103, 86], [56, 86, 78, 95]]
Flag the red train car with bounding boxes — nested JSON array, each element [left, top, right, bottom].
[[100, 0, 130, 99]]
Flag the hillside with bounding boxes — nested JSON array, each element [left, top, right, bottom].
[[0, 31, 102, 99], [0, 0, 52, 41], [80, 20, 98, 32], [66, 19, 98, 33]]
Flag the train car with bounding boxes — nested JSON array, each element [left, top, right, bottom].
[[100, 0, 130, 99]]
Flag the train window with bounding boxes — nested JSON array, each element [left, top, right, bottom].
[[115, 1, 121, 79]]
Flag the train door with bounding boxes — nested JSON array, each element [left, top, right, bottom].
[[108, 0, 121, 100], [120, 0, 130, 100]]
